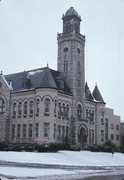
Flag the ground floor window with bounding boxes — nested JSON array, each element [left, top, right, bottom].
[[17, 124, 21, 138], [29, 124, 32, 138], [43, 123, 49, 138], [101, 130, 104, 142], [23, 124, 27, 137], [35, 123, 39, 137], [12, 124, 15, 138]]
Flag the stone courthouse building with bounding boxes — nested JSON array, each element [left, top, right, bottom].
[[0, 7, 121, 148]]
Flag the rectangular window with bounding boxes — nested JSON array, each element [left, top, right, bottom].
[[29, 124, 32, 138], [43, 123, 49, 138], [116, 135, 119, 140], [101, 118, 104, 125], [12, 124, 15, 138], [89, 129, 91, 143], [58, 125, 61, 139], [116, 125, 119, 130], [66, 126, 69, 137], [17, 124, 21, 138], [92, 129, 94, 143], [62, 126, 65, 138], [23, 124, 27, 137], [53, 124, 56, 138], [111, 124, 114, 130], [101, 130, 104, 141], [35, 123, 39, 137], [111, 134, 114, 140]]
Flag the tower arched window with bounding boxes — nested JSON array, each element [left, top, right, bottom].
[[18, 102, 22, 117], [29, 100, 34, 116], [77, 104, 82, 120], [13, 102, 17, 116], [44, 98, 50, 116], [0, 98, 5, 115], [63, 47, 68, 53]]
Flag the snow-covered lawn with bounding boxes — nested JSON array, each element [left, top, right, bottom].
[[0, 150, 124, 166], [0, 166, 104, 177]]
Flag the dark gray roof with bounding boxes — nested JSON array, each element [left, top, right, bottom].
[[85, 82, 94, 101], [4, 67, 72, 95], [92, 84, 105, 104]]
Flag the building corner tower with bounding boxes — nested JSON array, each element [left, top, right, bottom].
[[57, 7, 86, 145]]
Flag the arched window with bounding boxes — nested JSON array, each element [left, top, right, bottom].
[[44, 98, 50, 116], [58, 102, 61, 119], [66, 104, 69, 120], [23, 101, 28, 116], [86, 109, 88, 120], [62, 103, 65, 119], [63, 47, 68, 53], [101, 111, 104, 125], [0, 98, 5, 115], [77, 104, 82, 120], [12, 102, 16, 116], [54, 100, 57, 117], [36, 99, 40, 115], [18, 102, 22, 117], [29, 100, 34, 116], [91, 111, 94, 124]]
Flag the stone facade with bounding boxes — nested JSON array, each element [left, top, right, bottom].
[[0, 7, 121, 148]]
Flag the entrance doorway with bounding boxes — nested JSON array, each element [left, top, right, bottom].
[[78, 126, 87, 149]]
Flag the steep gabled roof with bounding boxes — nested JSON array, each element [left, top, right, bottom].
[[85, 82, 94, 101], [92, 84, 105, 104], [4, 67, 72, 95]]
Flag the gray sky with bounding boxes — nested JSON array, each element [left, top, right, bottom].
[[0, 0, 124, 121]]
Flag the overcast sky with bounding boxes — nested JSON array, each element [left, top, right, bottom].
[[0, 0, 124, 121]]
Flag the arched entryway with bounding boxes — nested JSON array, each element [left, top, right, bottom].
[[78, 124, 88, 149]]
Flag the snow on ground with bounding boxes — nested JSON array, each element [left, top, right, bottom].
[[0, 166, 104, 177], [0, 150, 124, 166]]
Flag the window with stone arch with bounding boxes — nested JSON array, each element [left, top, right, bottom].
[[54, 100, 57, 117], [44, 98, 50, 116], [29, 100, 34, 116], [18, 101, 22, 116], [58, 102, 61, 119], [23, 101, 28, 116], [77, 104, 82, 120], [101, 111, 104, 125], [66, 104, 69, 120], [86, 109, 88, 120], [36, 98, 40, 115], [12, 102, 17, 116], [0, 98, 5, 115]]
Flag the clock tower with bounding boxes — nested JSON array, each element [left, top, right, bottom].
[[57, 7, 86, 144]]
